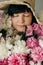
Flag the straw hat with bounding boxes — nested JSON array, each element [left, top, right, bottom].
[[0, 0, 32, 9], [0, 0, 42, 25]]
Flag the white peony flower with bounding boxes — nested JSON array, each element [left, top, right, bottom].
[[6, 37, 13, 50], [39, 39, 43, 48], [0, 37, 14, 59], [13, 40, 31, 54], [29, 61, 41, 65], [0, 33, 2, 37], [0, 37, 8, 59], [0, 35, 31, 59], [15, 35, 22, 40], [29, 61, 34, 65], [7, 51, 12, 56], [36, 62, 41, 65]]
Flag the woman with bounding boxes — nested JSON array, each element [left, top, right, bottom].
[[0, 0, 43, 65]]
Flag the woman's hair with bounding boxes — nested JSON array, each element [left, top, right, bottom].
[[7, 4, 37, 24]]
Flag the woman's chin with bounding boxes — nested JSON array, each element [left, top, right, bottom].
[[16, 27, 25, 32], [18, 30, 24, 32]]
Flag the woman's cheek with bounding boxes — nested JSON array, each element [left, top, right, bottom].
[[25, 18, 32, 26]]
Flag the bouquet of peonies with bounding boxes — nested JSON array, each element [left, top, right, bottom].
[[0, 36, 43, 65], [0, 21, 43, 65]]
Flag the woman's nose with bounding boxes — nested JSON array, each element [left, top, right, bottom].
[[19, 16, 24, 23]]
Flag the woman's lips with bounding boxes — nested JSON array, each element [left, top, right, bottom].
[[18, 25, 25, 27]]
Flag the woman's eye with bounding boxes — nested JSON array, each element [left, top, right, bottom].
[[13, 15, 19, 17], [24, 14, 30, 17]]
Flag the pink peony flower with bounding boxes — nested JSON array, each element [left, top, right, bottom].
[[26, 37, 39, 48], [26, 26, 33, 36], [3, 58, 8, 65], [8, 53, 27, 65], [30, 46, 43, 62], [0, 58, 8, 65], [0, 59, 3, 65], [32, 23, 43, 36]]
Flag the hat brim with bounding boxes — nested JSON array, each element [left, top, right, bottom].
[[0, 0, 31, 9], [0, 0, 25, 9]]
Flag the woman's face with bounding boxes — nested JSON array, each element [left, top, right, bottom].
[[11, 11, 32, 32]]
